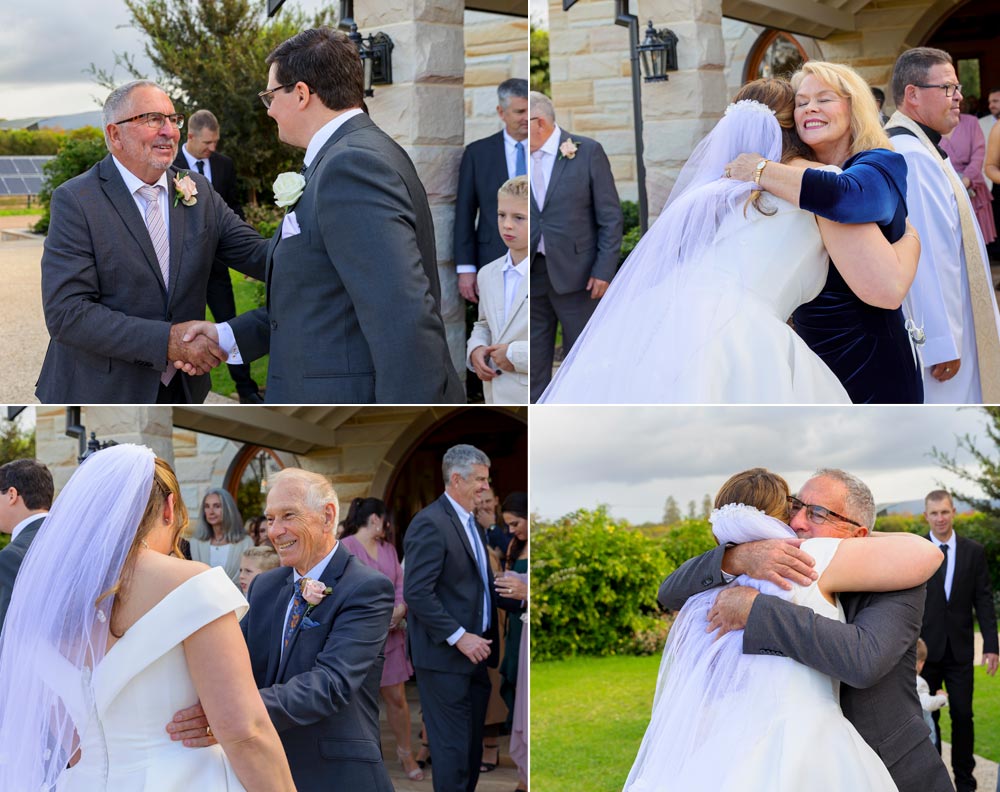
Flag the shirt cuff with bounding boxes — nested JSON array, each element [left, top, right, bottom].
[[215, 322, 243, 364], [446, 627, 466, 646], [456, 265, 477, 274]]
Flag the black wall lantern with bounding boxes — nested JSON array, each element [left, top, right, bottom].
[[340, 1, 394, 97], [637, 21, 678, 83]]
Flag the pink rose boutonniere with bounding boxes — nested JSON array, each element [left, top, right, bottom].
[[173, 172, 198, 207], [558, 138, 579, 160], [300, 577, 332, 613]]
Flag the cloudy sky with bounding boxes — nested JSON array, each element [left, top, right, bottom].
[[530, 406, 991, 523], [1, 0, 329, 120]]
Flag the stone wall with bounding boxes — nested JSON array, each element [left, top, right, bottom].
[[464, 11, 531, 145]]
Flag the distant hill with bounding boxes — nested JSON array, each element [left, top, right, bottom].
[[0, 111, 103, 132]]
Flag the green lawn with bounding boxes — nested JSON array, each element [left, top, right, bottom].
[[0, 208, 41, 217], [207, 271, 268, 398], [531, 654, 1000, 792]]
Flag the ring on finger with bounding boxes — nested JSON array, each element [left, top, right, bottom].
[[206, 725, 213, 737]]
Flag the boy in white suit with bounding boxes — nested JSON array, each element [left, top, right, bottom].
[[467, 176, 529, 403]]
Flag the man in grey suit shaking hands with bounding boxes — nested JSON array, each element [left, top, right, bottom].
[[529, 90, 623, 402], [37, 80, 267, 404], [183, 28, 463, 404]]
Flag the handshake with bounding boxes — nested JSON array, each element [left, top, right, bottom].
[[168, 321, 227, 376]]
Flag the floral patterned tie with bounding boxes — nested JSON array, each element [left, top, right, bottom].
[[283, 583, 308, 649]]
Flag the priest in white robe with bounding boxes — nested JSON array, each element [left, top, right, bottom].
[[887, 47, 1000, 404]]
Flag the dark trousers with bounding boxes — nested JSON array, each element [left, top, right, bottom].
[[415, 663, 491, 792], [156, 374, 189, 404], [530, 253, 600, 402], [207, 258, 259, 398], [924, 641, 977, 791]]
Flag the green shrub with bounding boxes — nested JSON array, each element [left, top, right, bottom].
[[659, 518, 716, 571], [33, 136, 108, 234], [532, 506, 672, 661]]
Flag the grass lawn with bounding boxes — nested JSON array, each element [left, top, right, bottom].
[[207, 271, 268, 399], [0, 208, 41, 217], [531, 655, 660, 792], [531, 654, 1000, 792]]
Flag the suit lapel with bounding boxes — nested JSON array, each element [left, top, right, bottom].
[[166, 168, 187, 306], [303, 112, 374, 182], [496, 266, 527, 338], [543, 130, 572, 204], [98, 156, 167, 295], [491, 130, 509, 183], [266, 572, 295, 686]]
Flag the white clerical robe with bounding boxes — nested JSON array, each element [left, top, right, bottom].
[[896, 134, 1000, 403]]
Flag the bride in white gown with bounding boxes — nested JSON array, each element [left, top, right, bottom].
[[0, 445, 295, 791], [623, 470, 943, 791], [539, 80, 919, 404]]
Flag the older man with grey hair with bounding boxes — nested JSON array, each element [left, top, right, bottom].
[[529, 89, 623, 402], [658, 468, 953, 792], [454, 78, 530, 304], [404, 444, 498, 792], [37, 79, 266, 404]]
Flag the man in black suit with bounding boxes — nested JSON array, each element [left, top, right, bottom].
[[404, 444, 499, 792], [529, 90, 623, 401], [454, 78, 529, 304], [0, 459, 54, 630], [921, 490, 999, 792], [173, 109, 262, 403]]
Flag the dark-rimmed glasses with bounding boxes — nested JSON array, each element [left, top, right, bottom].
[[114, 112, 185, 129], [914, 83, 962, 98], [787, 496, 862, 528], [258, 83, 295, 109]]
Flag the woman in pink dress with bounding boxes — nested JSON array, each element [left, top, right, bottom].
[[341, 497, 424, 781], [941, 105, 997, 244]]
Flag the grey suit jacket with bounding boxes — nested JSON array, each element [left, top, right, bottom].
[[530, 129, 623, 294], [658, 545, 954, 792], [242, 548, 394, 791], [403, 494, 499, 674], [36, 155, 266, 403], [230, 114, 464, 404], [0, 515, 45, 632]]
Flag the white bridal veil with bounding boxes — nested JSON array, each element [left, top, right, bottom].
[[0, 444, 156, 790]]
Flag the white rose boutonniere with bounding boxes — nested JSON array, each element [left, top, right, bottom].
[[274, 171, 306, 208], [558, 138, 579, 160], [173, 172, 198, 207]]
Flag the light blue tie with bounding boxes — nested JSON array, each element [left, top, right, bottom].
[[514, 141, 526, 177]]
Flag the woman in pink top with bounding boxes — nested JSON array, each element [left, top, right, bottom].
[[941, 106, 997, 244], [340, 497, 423, 782]]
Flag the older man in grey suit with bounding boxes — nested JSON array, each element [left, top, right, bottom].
[[183, 27, 463, 404], [660, 469, 954, 792], [36, 80, 267, 404], [529, 91, 623, 402], [0, 459, 53, 631]]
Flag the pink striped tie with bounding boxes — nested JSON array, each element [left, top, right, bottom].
[[137, 185, 174, 385]]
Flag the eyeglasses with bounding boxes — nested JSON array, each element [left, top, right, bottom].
[[914, 83, 963, 98], [114, 112, 185, 129], [787, 496, 863, 528], [259, 82, 308, 109]]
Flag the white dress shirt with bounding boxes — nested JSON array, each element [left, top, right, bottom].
[[503, 128, 528, 180], [531, 123, 562, 197], [443, 492, 491, 645], [502, 251, 528, 324], [179, 143, 212, 183], [111, 156, 171, 237], [932, 532, 956, 600], [10, 512, 46, 543], [280, 542, 340, 659]]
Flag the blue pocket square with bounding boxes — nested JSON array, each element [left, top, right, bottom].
[[301, 617, 321, 629]]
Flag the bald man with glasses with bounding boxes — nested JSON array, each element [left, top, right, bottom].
[[658, 468, 953, 792]]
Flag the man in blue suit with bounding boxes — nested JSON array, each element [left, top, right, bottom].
[[454, 78, 529, 303], [169, 468, 394, 790]]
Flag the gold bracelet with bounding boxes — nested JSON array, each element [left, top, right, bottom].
[[752, 159, 769, 186]]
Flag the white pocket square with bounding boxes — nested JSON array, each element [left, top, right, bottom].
[[281, 211, 302, 239]]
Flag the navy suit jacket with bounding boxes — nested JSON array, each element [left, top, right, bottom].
[[0, 515, 45, 632], [454, 130, 510, 270], [403, 494, 499, 674], [242, 547, 394, 791]]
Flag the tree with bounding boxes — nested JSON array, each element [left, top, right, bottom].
[[931, 406, 1000, 516], [33, 132, 107, 233], [530, 25, 550, 96], [662, 495, 680, 525], [90, 0, 334, 205], [686, 500, 696, 519], [701, 494, 712, 518], [0, 418, 35, 465]]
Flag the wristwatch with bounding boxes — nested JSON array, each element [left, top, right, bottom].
[[752, 158, 769, 186]]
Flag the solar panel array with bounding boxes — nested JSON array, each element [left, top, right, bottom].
[[0, 156, 52, 196]]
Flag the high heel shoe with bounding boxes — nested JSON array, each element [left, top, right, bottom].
[[415, 741, 431, 769], [480, 743, 500, 772], [397, 747, 425, 781]]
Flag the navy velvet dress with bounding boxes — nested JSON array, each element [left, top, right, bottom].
[[791, 149, 923, 404]]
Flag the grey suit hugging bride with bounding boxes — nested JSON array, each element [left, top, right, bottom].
[[626, 468, 954, 792]]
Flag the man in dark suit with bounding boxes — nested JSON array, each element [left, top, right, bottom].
[[921, 490, 999, 792], [37, 79, 267, 404], [173, 109, 263, 404], [182, 27, 463, 404], [0, 459, 54, 631], [404, 444, 499, 792], [659, 469, 953, 792], [454, 78, 529, 303], [528, 90, 623, 402], [168, 468, 394, 790]]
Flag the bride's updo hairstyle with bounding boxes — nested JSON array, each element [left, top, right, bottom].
[[790, 61, 891, 156], [733, 78, 811, 164], [714, 467, 790, 521], [99, 457, 188, 636]]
